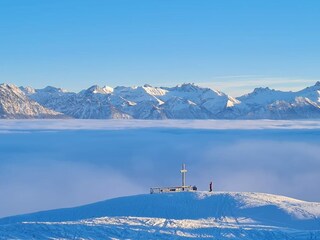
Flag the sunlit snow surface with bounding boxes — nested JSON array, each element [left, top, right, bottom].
[[0, 192, 319, 239], [0, 120, 319, 238]]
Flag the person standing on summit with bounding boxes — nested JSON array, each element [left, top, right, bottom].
[[209, 181, 213, 192]]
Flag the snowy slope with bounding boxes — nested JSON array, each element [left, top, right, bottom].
[[0, 84, 64, 119], [0, 192, 319, 239]]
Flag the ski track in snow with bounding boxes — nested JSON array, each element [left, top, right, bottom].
[[0, 192, 320, 239], [1, 217, 317, 240]]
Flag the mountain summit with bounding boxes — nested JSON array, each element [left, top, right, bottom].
[[0, 84, 64, 119], [0, 192, 319, 239]]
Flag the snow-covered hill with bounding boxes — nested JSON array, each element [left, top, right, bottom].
[[0, 192, 319, 239], [2, 81, 319, 119], [0, 84, 64, 119]]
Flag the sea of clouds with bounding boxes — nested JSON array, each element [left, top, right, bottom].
[[0, 119, 319, 217]]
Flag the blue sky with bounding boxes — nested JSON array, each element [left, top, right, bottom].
[[0, 0, 319, 96]]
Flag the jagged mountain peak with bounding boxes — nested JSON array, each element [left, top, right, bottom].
[[1, 83, 28, 99], [238, 86, 289, 102], [1, 83, 14, 87], [166, 83, 228, 100], [19, 86, 36, 95], [1, 83, 21, 91], [0, 83, 65, 119], [86, 85, 100, 92], [141, 85, 168, 96], [82, 85, 113, 95], [102, 85, 114, 93], [173, 83, 203, 92], [252, 86, 273, 93], [299, 81, 320, 92], [113, 85, 166, 104], [41, 86, 68, 93]]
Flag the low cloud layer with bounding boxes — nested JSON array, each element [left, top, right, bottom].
[[0, 124, 319, 217]]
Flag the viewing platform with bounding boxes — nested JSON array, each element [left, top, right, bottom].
[[150, 164, 197, 194]]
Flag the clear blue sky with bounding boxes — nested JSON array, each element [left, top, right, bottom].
[[0, 0, 319, 96]]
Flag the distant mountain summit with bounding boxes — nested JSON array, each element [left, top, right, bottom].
[[2, 82, 320, 119], [0, 84, 64, 119], [232, 82, 320, 119], [0, 192, 319, 239]]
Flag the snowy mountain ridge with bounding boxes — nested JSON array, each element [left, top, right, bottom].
[[0, 191, 319, 239], [0, 84, 65, 119], [1, 82, 320, 119]]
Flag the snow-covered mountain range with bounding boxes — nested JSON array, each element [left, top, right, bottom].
[[1, 82, 320, 119], [0, 192, 319, 239]]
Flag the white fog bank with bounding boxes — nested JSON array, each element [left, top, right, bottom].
[[0, 120, 319, 218]]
